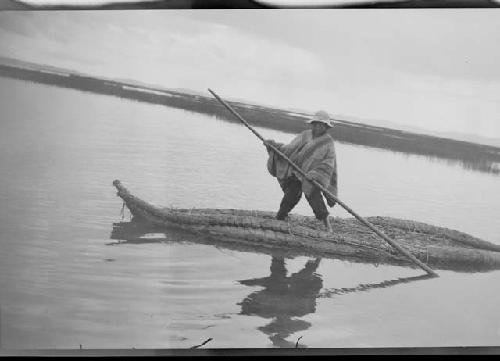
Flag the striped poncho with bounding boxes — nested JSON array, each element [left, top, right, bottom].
[[266, 130, 338, 207]]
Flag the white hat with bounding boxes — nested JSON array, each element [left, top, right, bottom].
[[307, 110, 334, 127]]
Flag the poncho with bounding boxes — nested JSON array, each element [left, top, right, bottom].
[[266, 130, 338, 207]]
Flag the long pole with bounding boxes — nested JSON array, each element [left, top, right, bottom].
[[208, 88, 438, 277]]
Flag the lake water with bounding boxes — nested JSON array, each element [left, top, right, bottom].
[[1, 77, 499, 350]]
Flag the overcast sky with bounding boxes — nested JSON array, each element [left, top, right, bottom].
[[0, 10, 499, 138]]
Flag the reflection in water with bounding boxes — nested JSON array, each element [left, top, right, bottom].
[[423, 153, 499, 176], [107, 221, 167, 245], [318, 274, 433, 298], [109, 221, 322, 260], [109, 221, 435, 347], [354, 134, 500, 176], [237, 257, 323, 348], [237, 256, 433, 348]]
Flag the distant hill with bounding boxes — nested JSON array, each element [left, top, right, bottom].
[[2, 55, 498, 148], [328, 113, 500, 148], [171, 85, 500, 148], [172, 88, 211, 97], [1, 56, 499, 176], [0, 0, 31, 9]]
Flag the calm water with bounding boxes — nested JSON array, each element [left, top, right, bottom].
[[1, 77, 500, 349]]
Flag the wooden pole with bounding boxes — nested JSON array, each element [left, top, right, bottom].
[[208, 88, 438, 277]]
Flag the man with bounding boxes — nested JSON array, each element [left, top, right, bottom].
[[264, 110, 338, 232]]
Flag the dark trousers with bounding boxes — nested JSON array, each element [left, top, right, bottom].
[[276, 176, 329, 221]]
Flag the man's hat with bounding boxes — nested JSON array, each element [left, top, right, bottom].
[[307, 110, 334, 127]]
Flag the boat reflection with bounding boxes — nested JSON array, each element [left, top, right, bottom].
[[237, 256, 323, 348], [109, 221, 434, 347]]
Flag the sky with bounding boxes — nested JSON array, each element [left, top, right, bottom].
[[0, 10, 499, 138]]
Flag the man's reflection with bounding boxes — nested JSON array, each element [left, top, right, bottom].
[[238, 256, 323, 348]]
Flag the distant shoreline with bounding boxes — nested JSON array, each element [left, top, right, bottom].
[[1, 60, 499, 175]]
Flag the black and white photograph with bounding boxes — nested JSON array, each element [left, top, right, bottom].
[[0, 3, 499, 355]]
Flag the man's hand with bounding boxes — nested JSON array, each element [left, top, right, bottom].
[[263, 139, 277, 151], [306, 170, 321, 183]]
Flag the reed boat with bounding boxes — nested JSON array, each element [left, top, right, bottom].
[[112, 180, 500, 272]]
